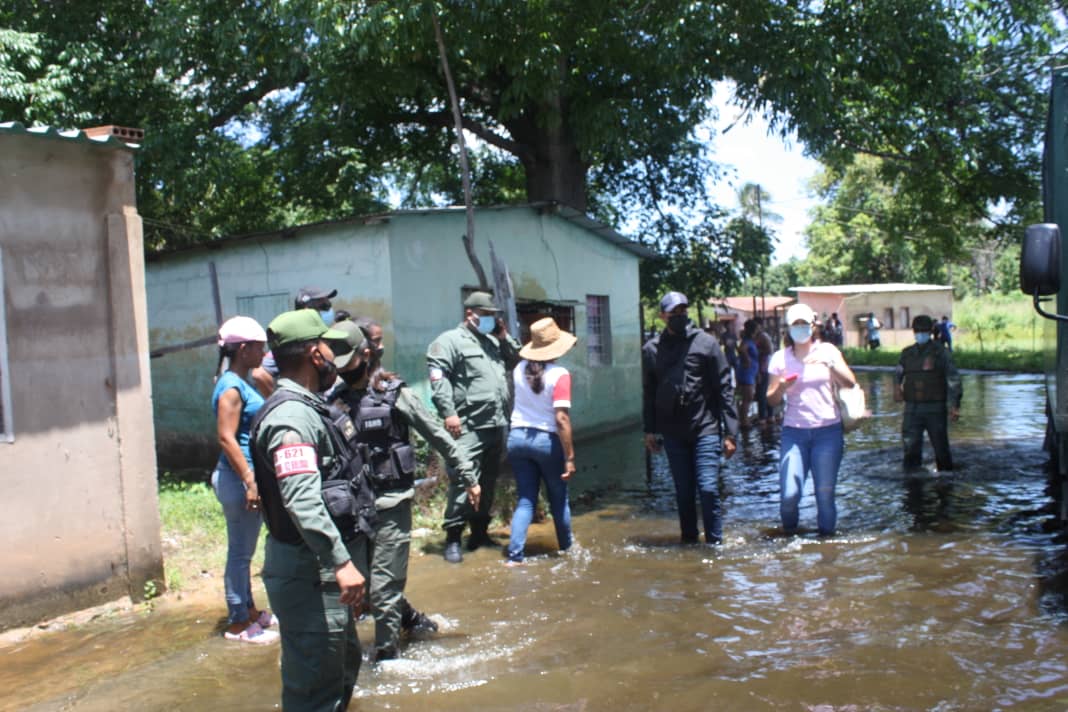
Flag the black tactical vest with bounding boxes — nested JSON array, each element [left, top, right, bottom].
[[334, 379, 416, 491], [900, 345, 947, 402], [250, 388, 377, 544]]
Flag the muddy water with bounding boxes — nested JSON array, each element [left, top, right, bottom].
[[7, 371, 1068, 711]]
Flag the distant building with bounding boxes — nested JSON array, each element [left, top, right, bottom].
[[0, 123, 164, 630], [145, 204, 654, 468], [791, 283, 954, 348], [712, 296, 795, 336]]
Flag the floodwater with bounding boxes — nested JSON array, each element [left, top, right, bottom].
[[6, 370, 1068, 711]]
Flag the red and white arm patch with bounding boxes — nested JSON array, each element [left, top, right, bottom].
[[429, 367, 445, 382], [273, 443, 319, 479]]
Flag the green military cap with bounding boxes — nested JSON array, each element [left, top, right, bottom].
[[331, 320, 372, 368], [463, 291, 500, 311], [267, 309, 351, 351], [911, 314, 934, 332]]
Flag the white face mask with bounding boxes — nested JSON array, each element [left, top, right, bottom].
[[789, 324, 813, 344]]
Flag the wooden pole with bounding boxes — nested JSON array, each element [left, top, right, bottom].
[[432, 9, 488, 289]]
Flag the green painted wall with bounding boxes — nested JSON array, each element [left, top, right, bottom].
[[146, 207, 643, 468]]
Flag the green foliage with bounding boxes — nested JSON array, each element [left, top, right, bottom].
[[799, 155, 1036, 295], [737, 0, 1052, 245], [0, 28, 85, 124], [2, 0, 1059, 266]]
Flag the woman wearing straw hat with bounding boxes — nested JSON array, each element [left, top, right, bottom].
[[505, 317, 578, 565]]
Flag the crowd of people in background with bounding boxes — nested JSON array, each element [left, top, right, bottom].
[[670, 294, 962, 546], [209, 285, 962, 710]]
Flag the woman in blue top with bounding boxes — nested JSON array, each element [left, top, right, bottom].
[[212, 316, 278, 643], [735, 320, 760, 428]]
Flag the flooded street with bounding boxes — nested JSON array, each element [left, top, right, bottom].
[[6, 371, 1068, 711]]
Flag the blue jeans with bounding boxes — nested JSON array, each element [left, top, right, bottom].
[[779, 423, 844, 536], [506, 427, 573, 562], [661, 434, 723, 544], [212, 458, 263, 625]]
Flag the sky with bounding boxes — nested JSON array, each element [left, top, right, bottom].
[[704, 86, 824, 265]]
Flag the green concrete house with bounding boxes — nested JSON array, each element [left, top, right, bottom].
[[145, 203, 653, 468]]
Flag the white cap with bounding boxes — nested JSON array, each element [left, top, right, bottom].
[[218, 316, 268, 346], [785, 303, 816, 325]]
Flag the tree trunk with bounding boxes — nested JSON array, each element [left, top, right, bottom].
[[519, 134, 589, 212], [504, 77, 589, 212]]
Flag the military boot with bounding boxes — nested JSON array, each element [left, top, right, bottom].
[[443, 527, 463, 564], [400, 598, 439, 637], [373, 645, 398, 663], [466, 521, 494, 551]]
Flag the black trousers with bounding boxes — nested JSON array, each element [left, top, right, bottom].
[[902, 401, 953, 471]]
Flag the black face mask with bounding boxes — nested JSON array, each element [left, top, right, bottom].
[[340, 361, 368, 386], [314, 349, 338, 392], [667, 314, 688, 334]]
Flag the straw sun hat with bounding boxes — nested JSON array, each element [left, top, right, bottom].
[[519, 317, 577, 361]]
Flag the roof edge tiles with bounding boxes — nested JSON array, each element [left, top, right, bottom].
[[0, 121, 141, 150]]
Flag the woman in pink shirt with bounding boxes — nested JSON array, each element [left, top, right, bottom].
[[767, 303, 858, 536], [506, 318, 578, 565]]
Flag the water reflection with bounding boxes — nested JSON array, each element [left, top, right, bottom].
[[6, 371, 1068, 711]]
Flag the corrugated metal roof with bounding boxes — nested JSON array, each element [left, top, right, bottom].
[[0, 121, 140, 150], [790, 283, 952, 295], [147, 202, 658, 260]]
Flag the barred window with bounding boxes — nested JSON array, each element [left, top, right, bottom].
[[586, 295, 612, 367]]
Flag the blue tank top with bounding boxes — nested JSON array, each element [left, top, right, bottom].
[[212, 370, 265, 465]]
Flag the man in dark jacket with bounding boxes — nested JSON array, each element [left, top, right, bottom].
[[643, 291, 739, 544], [895, 314, 962, 471]]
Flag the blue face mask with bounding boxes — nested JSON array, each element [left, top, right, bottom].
[[915, 332, 931, 345], [789, 324, 812, 344], [318, 308, 335, 326], [477, 315, 496, 334]]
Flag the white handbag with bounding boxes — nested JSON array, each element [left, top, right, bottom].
[[835, 384, 868, 432]]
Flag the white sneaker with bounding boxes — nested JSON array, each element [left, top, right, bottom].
[[224, 621, 280, 644]]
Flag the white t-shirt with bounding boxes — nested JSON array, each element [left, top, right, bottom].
[[767, 341, 843, 429], [510, 360, 572, 432]]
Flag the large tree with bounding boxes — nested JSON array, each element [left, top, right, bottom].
[[0, 1, 1060, 257], [800, 154, 1008, 293]]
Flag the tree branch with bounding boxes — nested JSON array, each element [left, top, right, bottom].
[[206, 66, 309, 130], [403, 107, 532, 161]]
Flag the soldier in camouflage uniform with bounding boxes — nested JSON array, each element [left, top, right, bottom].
[[426, 291, 520, 563], [250, 310, 375, 712], [895, 314, 962, 471]]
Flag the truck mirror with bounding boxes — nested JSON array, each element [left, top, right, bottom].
[[1021, 223, 1061, 296]]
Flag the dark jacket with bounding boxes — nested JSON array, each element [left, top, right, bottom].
[[642, 325, 739, 441]]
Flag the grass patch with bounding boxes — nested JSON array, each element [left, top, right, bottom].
[[843, 346, 1042, 373], [157, 470, 265, 594], [158, 449, 518, 587]]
